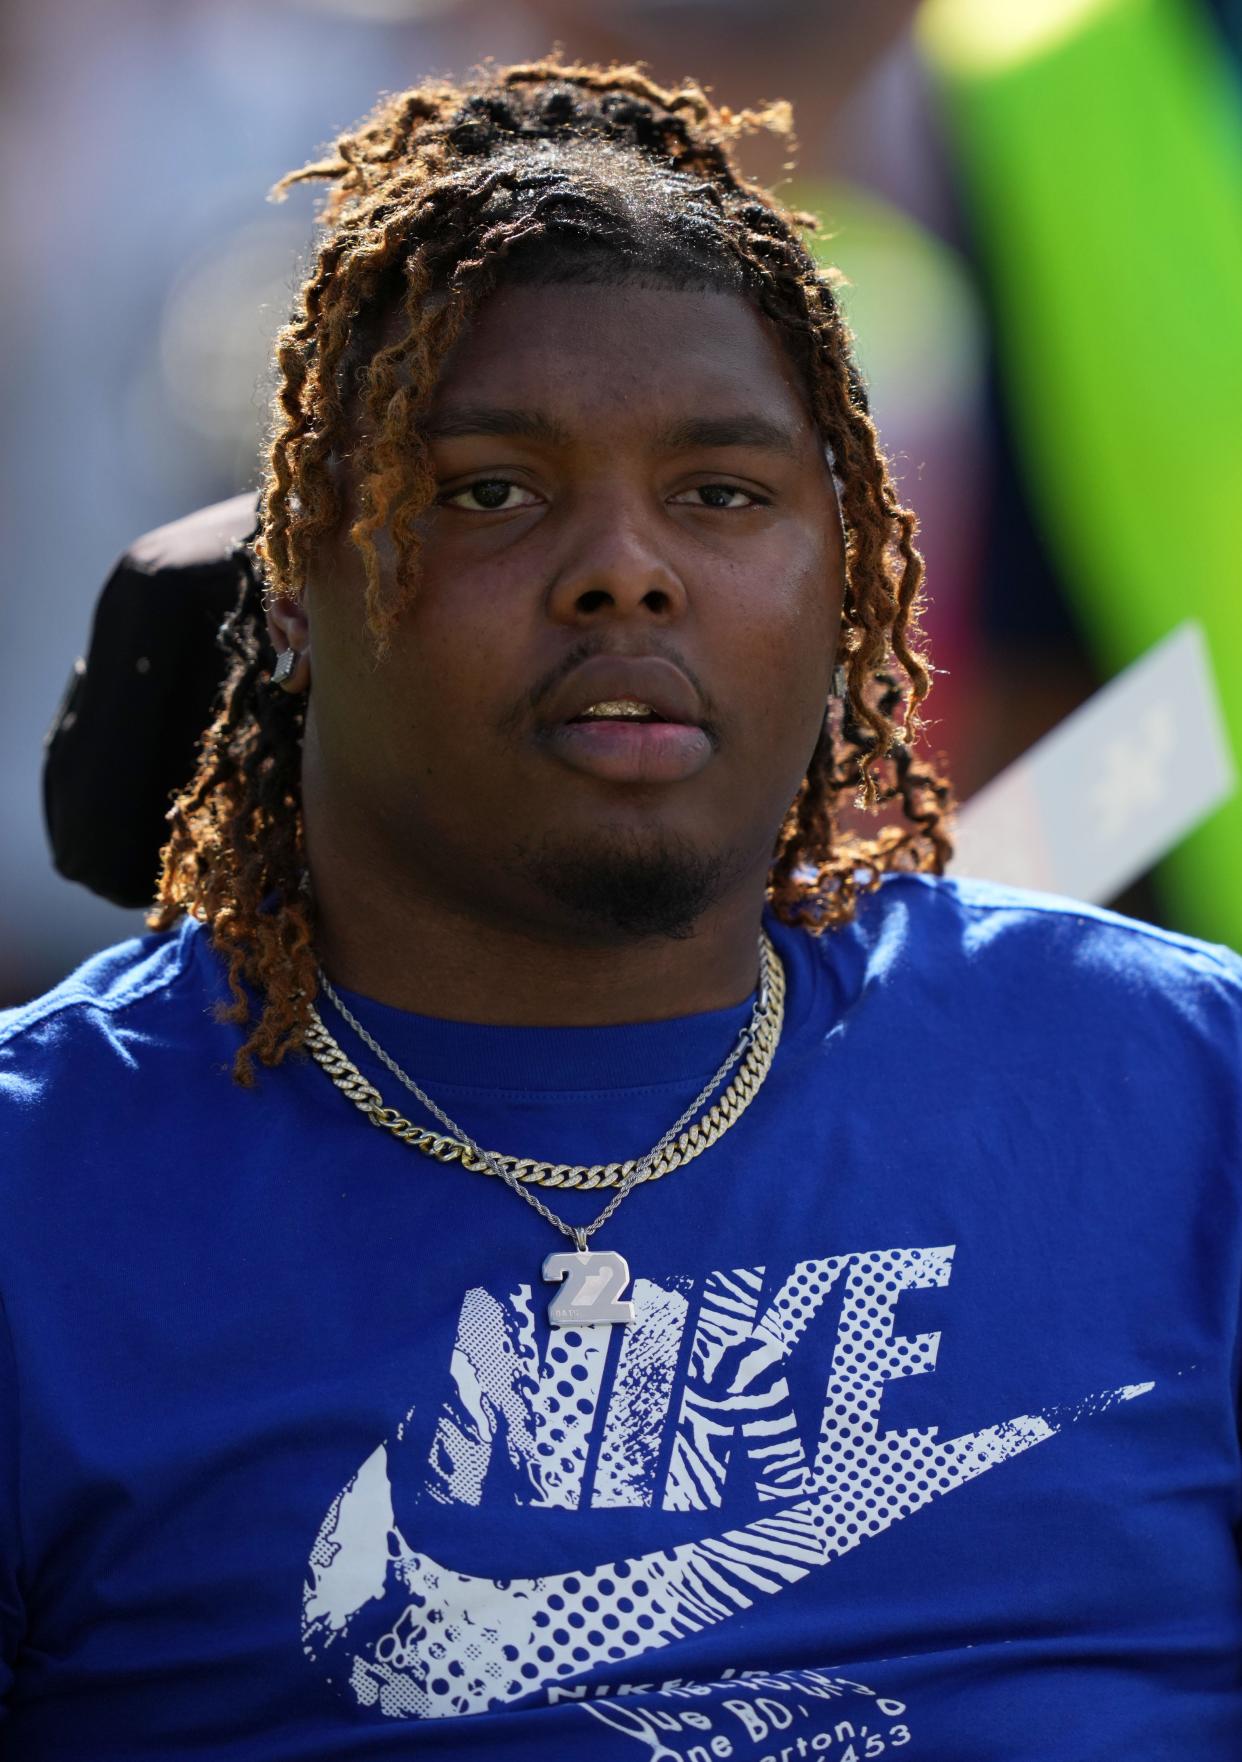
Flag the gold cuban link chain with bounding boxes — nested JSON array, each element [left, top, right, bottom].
[[302, 931, 785, 1191]]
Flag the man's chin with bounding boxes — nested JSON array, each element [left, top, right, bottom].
[[519, 827, 733, 943]]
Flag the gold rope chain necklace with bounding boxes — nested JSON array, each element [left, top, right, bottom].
[[304, 933, 785, 1326]]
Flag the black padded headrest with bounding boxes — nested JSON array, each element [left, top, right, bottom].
[[43, 492, 262, 908]]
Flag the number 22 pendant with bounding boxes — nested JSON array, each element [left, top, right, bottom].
[[543, 1248, 636, 1326]]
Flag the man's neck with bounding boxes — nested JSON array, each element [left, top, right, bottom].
[[308, 854, 769, 1028]]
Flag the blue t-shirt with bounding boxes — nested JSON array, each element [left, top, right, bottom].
[[1, 874, 1240, 1759]]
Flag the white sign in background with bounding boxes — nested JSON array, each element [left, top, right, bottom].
[[950, 622, 1236, 907]]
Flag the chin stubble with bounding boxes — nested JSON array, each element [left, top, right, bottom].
[[520, 827, 734, 942]]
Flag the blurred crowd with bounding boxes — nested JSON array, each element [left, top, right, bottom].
[[2, 0, 1239, 1005]]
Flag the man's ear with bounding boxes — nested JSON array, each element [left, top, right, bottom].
[[266, 593, 312, 695]]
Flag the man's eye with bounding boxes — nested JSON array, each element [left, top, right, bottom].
[[443, 479, 539, 511], [672, 483, 766, 510]]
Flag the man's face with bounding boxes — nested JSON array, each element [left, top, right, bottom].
[[302, 282, 845, 943]]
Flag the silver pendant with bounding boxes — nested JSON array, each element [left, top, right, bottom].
[[543, 1248, 636, 1327]]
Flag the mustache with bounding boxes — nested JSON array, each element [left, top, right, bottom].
[[498, 638, 723, 742]]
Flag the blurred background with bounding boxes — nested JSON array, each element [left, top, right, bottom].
[[2, 0, 1240, 1005]]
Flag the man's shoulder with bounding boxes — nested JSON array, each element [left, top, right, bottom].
[[857, 868, 1238, 962], [845, 871, 1242, 1027], [0, 919, 212, 1103]]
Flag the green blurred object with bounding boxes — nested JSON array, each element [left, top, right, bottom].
[[919, 0, 1242, 947], [791, 182, 983, 431]]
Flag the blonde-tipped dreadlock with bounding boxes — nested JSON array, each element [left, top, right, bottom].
[[152, 60, 953, 1084]]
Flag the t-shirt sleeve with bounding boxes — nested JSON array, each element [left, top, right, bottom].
[[1217, 951, 1242, 1492], [0, 1290, 23, 1724]]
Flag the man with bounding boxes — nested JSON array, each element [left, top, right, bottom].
[[3, 62, 1240, 1760]]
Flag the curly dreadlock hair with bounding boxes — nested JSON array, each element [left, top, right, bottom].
[[151, 59, 953, 1085]]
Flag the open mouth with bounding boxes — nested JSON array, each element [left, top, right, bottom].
[[542, 657, 714, 784]]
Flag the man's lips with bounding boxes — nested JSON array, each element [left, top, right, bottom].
[[546, 719, 713, 784], [544, 653, 705, 728], [540, 654, 714, 785]]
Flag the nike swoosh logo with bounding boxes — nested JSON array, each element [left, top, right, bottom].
[[302, 1378, 1152, 1721]]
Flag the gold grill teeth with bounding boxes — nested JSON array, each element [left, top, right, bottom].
[[578, 699, 657, 720]]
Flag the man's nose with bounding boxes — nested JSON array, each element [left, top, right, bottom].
[[545, 496, 688, 625]]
